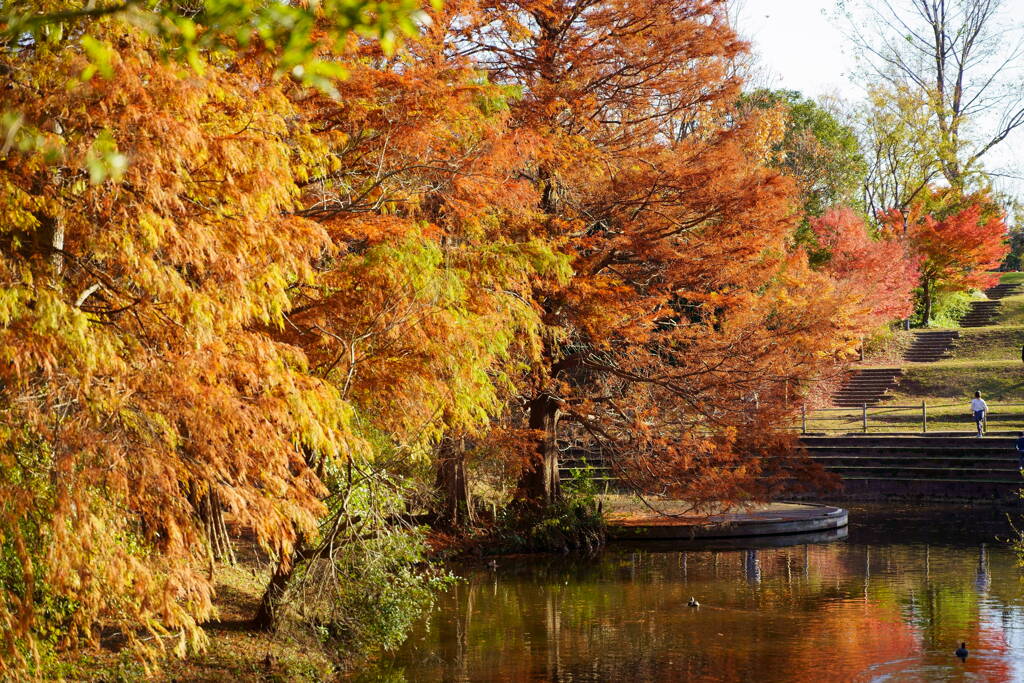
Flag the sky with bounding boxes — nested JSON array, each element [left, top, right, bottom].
[[733, 0, 1024, 202], [734, 0, 859, 100]]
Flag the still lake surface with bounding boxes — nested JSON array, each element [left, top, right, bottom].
[[362, 505, 1024, 682]]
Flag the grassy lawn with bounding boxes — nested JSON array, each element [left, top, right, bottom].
[[50, 548, 337, 682], [948, 327, 1024, 361], [803, 273, 1024, 433], [996, 272, 1024, 285], [805, 403, 1024, 434], [887, 360, 1024, 402], [997, 293, 1024, 327]]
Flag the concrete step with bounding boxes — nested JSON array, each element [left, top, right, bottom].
[[812, 454, 1019, 464], [808, 452, 1018, 461], [840, 376, 902, 381], [829, 367, 904, 407], [831, 396, 893, 402], [832, 390, 892, 396], [837, 375, 901, 382], [984, 285, 1021, 300], [830, 395, 894, 399], [840, 476, 1020, 485], [843, 377, 902, 383], [852, 368, 904, 373], [818, 468, 1019, 478], [801, 435, 1017, 447], [805, 443, 1019, 452], [850, 367, 904, 372], [836, 475, 1022, 486], [820, 469, 1020, 484], [833, 390, 893, 395], [904, 329, 959, 364], [833, 387, 896, 394]]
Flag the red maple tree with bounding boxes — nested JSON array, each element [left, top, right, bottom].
[[881, 189, 1008, 324], [811, 207, 918, 328]]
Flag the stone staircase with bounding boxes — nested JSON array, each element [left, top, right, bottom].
[[903, 330, 959, 363], [960, 299, 1002, 327], [984, 282, 1022, 300], [558, 447, 616, 486], [959, 283, 1022, 328], [802, 434, 1022, 501], [830, 368, 903, 408]]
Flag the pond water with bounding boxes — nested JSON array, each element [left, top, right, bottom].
[[361, 505, 1024, 682]]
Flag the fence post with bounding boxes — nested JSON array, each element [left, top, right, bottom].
[[801, 405, 806, 434], [863, 403, 868, 433], [922, 400, 927, 433]]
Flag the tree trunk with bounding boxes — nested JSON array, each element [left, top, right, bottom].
[[517, 393, 561, 506], [433, 436, 474, 529], [252, 539, 304, 631], [187, 485, 235, 575], [922, 278, 932, 325]]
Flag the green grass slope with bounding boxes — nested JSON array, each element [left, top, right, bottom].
[[809, 273, 1024, 433]]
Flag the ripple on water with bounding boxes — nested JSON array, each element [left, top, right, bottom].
[[359, 506, 1024, 683]]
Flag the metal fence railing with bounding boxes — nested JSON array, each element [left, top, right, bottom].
[[799, 402, 1024, 434]]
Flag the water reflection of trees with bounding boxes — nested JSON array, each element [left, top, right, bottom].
[[370, 543, 1024, 682]]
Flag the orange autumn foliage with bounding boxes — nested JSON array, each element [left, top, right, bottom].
[[0, 32, 362, 667], [440, 0, 853, 506], [0, 0, 931, 673]]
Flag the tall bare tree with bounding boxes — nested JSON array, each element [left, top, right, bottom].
[[843, 0, 1024, 191]]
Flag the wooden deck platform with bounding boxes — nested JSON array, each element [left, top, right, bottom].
[[606, 502, 848, 541]]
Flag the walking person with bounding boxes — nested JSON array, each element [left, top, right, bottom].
[[971, 391, 988, 438]]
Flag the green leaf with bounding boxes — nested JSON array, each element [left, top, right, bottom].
[[80, 35, 114, 79], [86, 130, 128, 184]]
